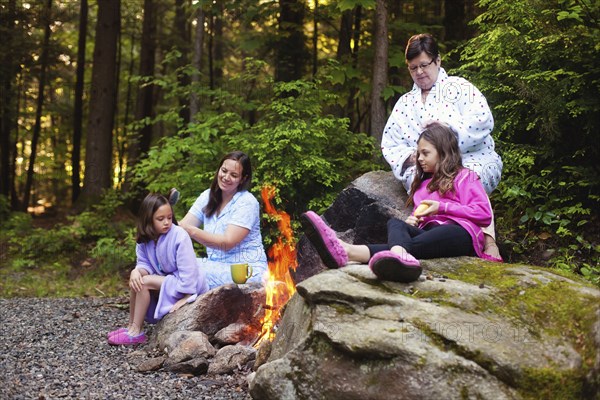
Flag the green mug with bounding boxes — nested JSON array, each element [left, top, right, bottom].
[[231, 263, 253, 284]]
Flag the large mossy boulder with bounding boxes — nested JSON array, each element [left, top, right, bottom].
[[250, 261, 599, 399], [251, 171, 600, 399]]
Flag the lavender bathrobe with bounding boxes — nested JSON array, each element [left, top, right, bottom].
[[135, 224, 208, 323]]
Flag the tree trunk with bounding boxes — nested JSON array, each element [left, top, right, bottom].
[[122, 0, 156, 207], [444, 0, 466, 42], [369, 0, 388, 145], [174, 0, 191, 125], [336, 9, 352, 61], [213, 0, 223, 87], [10, 72, 23, 209], [347, 6, 362, 131], [0, 0, 17, 199], [80, 0, 121, 206], [71, 0, 88, 204], [275, 0, 308, 82], [119, 26, 136, 187], [312, 0, 318, 76], [190, 4, 205, 119], [22, 0, 52, 211], [132, 0, 156, 161]]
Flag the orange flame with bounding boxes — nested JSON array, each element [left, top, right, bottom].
[[255, 185, 298, 347]]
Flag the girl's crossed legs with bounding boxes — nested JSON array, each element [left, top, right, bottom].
[[342, 218, 475, 263]]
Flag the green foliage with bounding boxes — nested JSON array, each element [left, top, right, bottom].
[[0, 195, 10, 221], [133, 59, 379, 246], [455, 0, 600, 283], [1, 189, 135, 297], [230, 78, 378, 214], [91, 231, 136, 273], [131, 112, 238, 211]]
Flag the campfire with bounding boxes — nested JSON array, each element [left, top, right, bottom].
[[254, 185, 298, 347]]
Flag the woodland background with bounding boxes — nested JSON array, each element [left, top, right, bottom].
[[0, 0, 598, 297]]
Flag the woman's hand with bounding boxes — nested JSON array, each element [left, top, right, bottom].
[[129, 269, 144, 292], [170, 294, 192, 314]]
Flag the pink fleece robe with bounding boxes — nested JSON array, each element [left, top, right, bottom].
[[412, 168, 492, 258]]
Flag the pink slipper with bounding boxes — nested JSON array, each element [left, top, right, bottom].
[[300, 211, 348, 269], [108, 331, 147, 346], [107, 328, 127, 339], [369, 250, 422, 283]]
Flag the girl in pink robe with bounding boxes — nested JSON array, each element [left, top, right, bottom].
[[107, 193, 209, 346], [301, 123, 494, 283]]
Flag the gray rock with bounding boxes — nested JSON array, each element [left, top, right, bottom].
[[136, 356, 165, 373], [163, 330, 216, 365], [208, 345, 257, 375], [164, 357, 209, 375], [153, 283, 266, 349], [214, 322, 256, 346], [251, 171, 600, 400], [251, 264, 600, 399], [294, 171, 410, 284]]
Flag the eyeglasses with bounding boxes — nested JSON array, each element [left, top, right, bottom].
[[408, 59, 436, 72]]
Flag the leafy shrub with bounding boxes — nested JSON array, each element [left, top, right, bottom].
[[0, 195, 10, 221], [231, 78, 378, 215], [91, 230, 136, 273], [7, 190, 131, 263], [455, 0, 600, 283]]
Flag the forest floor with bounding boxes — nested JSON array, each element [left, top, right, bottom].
[[0, 297, 252, 399]]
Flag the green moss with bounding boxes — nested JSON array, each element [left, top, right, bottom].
[[517, 367, 583, 400], [330, 302, 356, 315], [426, 260, 599, 398], [410, 288, 456, 307], [441, 259, 520, 289]]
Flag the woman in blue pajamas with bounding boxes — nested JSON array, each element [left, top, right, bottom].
[[179, 151, 268, 289]]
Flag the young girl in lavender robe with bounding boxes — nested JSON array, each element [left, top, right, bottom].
[[301, 123, 493, 283], [107, 193, 209, 345]]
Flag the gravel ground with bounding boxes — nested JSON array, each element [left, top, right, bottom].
[[0, 297, 252, 400]]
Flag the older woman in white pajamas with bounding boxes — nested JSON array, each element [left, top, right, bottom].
[[381, 33, 503, 261]]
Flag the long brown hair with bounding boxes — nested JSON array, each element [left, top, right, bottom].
[[407, 123, 463, 207], [136, 193, 172, 243], [203, 151, 252, 217]]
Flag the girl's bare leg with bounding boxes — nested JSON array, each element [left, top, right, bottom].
[[128, 275, 165, 336], [339, 241, 371, 264], [390, 245, 412, 260]]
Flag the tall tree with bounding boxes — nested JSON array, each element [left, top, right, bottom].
[[126, 0, 156, 177], [444, 0, 467, 42], [80, 0, 121, 205], [174, 0, 191, 125], [311, 0, 318, 76], [0, 0, 18, 199], [22, 0, 53, 211], [190, 3, 205, 119], [275, 0, 308, 82], [208, 0, 223, 90], [71, 0, 88, 204], [336, 8, 353, 60], [369, 0, 388, 145]]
